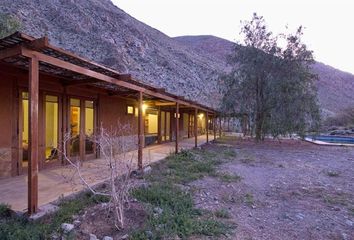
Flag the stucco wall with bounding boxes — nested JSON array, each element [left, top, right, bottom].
[[0, 73, 14, 178]]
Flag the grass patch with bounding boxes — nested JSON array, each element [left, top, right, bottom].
[[0, 203, 12, 218], [217, 172, 242, 183], [327, 170, 340, 177], [131, 183, 229, 239], [214, 209, 231, 219], [240, 157, 255, 164], [243, 193, 255, 206], [323, 193, 350, 207], [0, 192, 109, 240], [132, 148, 235, 239], [147, 149, 222, 184]]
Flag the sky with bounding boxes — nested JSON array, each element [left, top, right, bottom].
[[112, 0, 354, 75]]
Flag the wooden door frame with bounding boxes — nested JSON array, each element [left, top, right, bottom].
[[67, 95, 97, 162], [41, 92, 63, 169]]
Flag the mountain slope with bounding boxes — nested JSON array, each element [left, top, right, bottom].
[[0, 0, 226, 108], [174, 35, 354, 116]]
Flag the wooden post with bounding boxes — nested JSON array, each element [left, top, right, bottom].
[[194, 108, 198, 147], [206, 112, 209, 143], [28, 57, 39, 214], [157, 106, 162, 144], [79, 99, 85, 163], [213, 115, 216, 141], [219, 117, 222, 138], [138, 92, 143, 169], [175, 102, 179, 153]]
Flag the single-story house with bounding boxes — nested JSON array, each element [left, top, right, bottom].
[[0, 32, 218, 214]]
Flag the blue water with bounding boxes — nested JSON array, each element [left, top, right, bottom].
[[308, 135, 354, 144]]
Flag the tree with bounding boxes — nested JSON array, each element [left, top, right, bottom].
[[0, 13, 21, 38], [61, 123, 136, 230], [221, 13, 320, 140]]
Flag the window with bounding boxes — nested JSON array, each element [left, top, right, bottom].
[[127, 105, 134, 115]]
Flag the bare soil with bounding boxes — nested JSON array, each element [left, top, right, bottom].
[[192, 139, 354, 240]]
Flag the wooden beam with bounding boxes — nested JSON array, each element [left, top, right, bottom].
[[27, 36, 49, 50], [175, 102, 179, 154], [206, 112, 209, 143], [138, 92, 143, 169], [79, 99, 85, 163], [194, 108, 198, 148], [20, 47, 213, 112], [155, 102, 176, 106], [0, 45, 21, 60], [62, 78, 100, 86], [28, 57, 39, 214]]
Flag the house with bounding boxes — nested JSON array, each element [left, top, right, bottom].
[[0, 32, 218, 214]]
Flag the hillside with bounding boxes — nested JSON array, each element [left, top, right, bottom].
[[174, 35, 354, 116], [1, 0, 353, 115], [0, 0, 226, 109]]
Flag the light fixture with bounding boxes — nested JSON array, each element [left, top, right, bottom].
[[142, 104, 148, 112], [198, 113, 204, 119]]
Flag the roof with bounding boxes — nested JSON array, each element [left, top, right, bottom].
[[0, 32, 216, 112]]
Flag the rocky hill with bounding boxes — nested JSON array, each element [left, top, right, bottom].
[[175, 35, 354, 116], [0, 0, 226, 109], [1, 0, 353, 115]]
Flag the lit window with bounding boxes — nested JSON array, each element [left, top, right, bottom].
[[127, 105, 134, 115]]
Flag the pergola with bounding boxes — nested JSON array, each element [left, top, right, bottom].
[[0, 32, 220, 214]]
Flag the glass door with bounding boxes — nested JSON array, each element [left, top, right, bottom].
[[69, 98, 81, 158], [19, 91, 29, 171], [69, 98, 96, 160], [44, 95, 59, 163]]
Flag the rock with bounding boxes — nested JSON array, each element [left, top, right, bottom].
[[345, 220, 353, 227], [130, 170, 139, 178], [103, 236, 113, 240], [145, 230, 153, 239], [61, 223, 74, 233], [342, 233, 349, 240], [153, 207, 163, 215], [73, 220, 81, 226], [143, 166, 152, 174], [295, 213, 305, 220], [120, 234, 129, 240], [89, 233, 98, 240]]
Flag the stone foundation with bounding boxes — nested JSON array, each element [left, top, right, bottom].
[[0, 148, 12, 178]]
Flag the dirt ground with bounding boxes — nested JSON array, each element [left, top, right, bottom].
[[192, 139, 354, 240]]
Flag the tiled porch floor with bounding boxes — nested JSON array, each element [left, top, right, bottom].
[[0, 135, 209, 212]]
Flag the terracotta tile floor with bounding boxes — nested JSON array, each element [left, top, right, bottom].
[[0, 135, 210, 212]]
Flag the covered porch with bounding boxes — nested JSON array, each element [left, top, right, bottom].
[[0, 135, 209, 212]]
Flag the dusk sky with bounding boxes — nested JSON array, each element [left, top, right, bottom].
[[113, 0, 354, 75]]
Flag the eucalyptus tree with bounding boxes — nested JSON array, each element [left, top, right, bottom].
[[221, 13, 320, 140], [0, 13, 21, 38]]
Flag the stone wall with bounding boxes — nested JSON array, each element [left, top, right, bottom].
[[0, 148, 12, 178]]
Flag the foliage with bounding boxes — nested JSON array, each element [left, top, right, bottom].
[[221, 13, 320, 140], [0, 193, 108, 240], [0, 203, 12, 218], [131, 148, 234, 239], [131, 183, 229, 239], [217, 172, 242, 183], [0, 13, 21, 38], [214, 209, 231, 219], [147, 149, 220, 184]]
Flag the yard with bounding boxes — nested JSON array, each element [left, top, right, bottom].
[[1, 136, 353, 239]]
